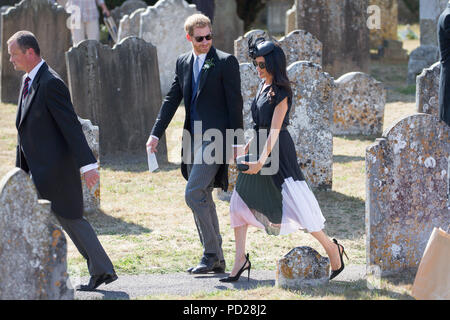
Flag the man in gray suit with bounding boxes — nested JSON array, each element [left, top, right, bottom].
[[147, 14, 243, 274]]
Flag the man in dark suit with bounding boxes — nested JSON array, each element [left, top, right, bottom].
[[7, 30, 117, 291], [147, 14, 244, 274], [438, 1, 450, 126]]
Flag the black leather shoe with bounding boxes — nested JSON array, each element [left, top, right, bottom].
[[190, 254, 221, 274], [213, 260, 226, 273], [76, 272, 118, 291]]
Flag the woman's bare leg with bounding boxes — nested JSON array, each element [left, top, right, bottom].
[[229, 225, 250, 276], [310, 230, 342, 270]]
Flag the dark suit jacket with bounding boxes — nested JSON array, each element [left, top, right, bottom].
[[438, 3, 450, 126], [151, 46, 244, 191], [16, 62, 96, 219]]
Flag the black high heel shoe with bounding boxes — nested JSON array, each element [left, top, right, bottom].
[[220, 253, 251, 283], [329, 238, 349, 280]]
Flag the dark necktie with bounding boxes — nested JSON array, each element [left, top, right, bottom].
[[22, 76, 31, 100]]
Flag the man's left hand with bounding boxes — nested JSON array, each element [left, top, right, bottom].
[[83, 168, 99, 189]]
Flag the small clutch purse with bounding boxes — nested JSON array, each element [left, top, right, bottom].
[[236, 154, 271, 172]]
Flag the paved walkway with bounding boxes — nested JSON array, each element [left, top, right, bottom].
[[74, 264, 366, 300]]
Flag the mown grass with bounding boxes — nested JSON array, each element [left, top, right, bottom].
[[0, 30, 420, 299]]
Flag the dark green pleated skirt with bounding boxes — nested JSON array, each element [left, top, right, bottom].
[[235, 171, 283, 224]]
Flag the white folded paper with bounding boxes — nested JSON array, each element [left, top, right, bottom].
[[147, 148, 158, 172]]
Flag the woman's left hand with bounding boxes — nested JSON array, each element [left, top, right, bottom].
[[242, 161, 263, 175]]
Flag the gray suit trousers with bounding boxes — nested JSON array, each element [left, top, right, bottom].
[[185, 140, 224, 261]]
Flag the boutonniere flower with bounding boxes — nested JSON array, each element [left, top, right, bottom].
[[203, 58, 214, 71]]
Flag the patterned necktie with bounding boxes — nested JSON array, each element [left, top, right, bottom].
[[22, 76, 31, 100]]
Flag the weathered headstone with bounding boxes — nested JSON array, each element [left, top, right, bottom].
[[333, 72, 386, 136], [294, 0, 370, 77], [285, 4, 296, 35], [369, 0, 399, 49], [139, 0, 199, 95], [266, 0, 294, 35], [416, 61, 440, 117], [66, 37, 166, 161], [235, 29, 322, 66], [407, 45, 439, 84], [287, 61, 334, 190], [110, 0, 146, 26], [407, 0, 447, 84], [0, 168, 73, 300], [78, 117, 100, 215], [0, 0, 72, 103], [420, 0, 448, 47], [366, 113, 450, 276], [276, 246, 330, 289], [117, 7, 146, 41], [212, 0, 243, 54]]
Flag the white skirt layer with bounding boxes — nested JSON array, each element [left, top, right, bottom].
[[230, 177, 326, 235]]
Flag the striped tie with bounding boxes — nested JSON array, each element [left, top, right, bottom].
[[22, 76, 31, 99]]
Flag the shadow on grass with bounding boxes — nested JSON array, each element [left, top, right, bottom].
[[333, 155, 365, 163], [85, 209, 152, 236], [314, 190, 365, 240], [101, 153, 179, 173]]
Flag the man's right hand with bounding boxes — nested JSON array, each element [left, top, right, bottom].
[[146, 135, 159, 153]]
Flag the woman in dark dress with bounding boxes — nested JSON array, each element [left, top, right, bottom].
[[220, 38, 348, 282]]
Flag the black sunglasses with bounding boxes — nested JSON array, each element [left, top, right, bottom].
[[194, 34, 213, 42], [252, 60, 266, 69]]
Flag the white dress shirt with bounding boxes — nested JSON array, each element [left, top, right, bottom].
[[149, 51, 206, 142], [25, 59, 98, 175]]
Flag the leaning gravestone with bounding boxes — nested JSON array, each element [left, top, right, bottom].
[[110, 0, 147, 26], [0, 0, 71, 103], [366, 113, 450, 276], [287, 61, 334, 190], [407, 45, 439, 85], [0, 168, 73, 300], [276, 246, 330, 289], [416, 61, 440, 117], [66, 37, 166, 161], [79, 117, 100, 214], [117, 7, 146, 41], [235, 29, 322, 66], [333, 72, 386, 136], [285, 4, 296, 35], [139, 0, 199, 95], [294, 0, 369, 77]]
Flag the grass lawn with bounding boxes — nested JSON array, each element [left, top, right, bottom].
[[0, 28, 421, 299]]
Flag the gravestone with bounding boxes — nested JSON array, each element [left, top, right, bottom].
[[287, 61, 334, 190], [294, 0, 369, 77], [0, 168, 73, 300], [212, 0, 243, 54], [407, 0, 447, 84], [235, 29, 322, 66], [285, 4, 296, 35], [66, 37, 166, 161], [333, 72, 386, 136], [276, 246, 330, 289], [0, 0, 71, 103], [416, 61, 440, 117], [366, 113, 450, 276], [117, 7, 146, 41], [79, 117, 100, 214], [266, 0, 294, 35], [369, 0, 399, 49], [139, 0, 199, 95], [110, 0, 146, 26], [407, 45, 439, 84]]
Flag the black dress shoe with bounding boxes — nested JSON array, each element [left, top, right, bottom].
[[76, 272, 118, 291], [213, 260, 226, 273], [190, 254, 220, 274]]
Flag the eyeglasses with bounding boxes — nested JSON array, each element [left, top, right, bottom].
[[193, 34, 213, 42], [253, 60, 266, 69]]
